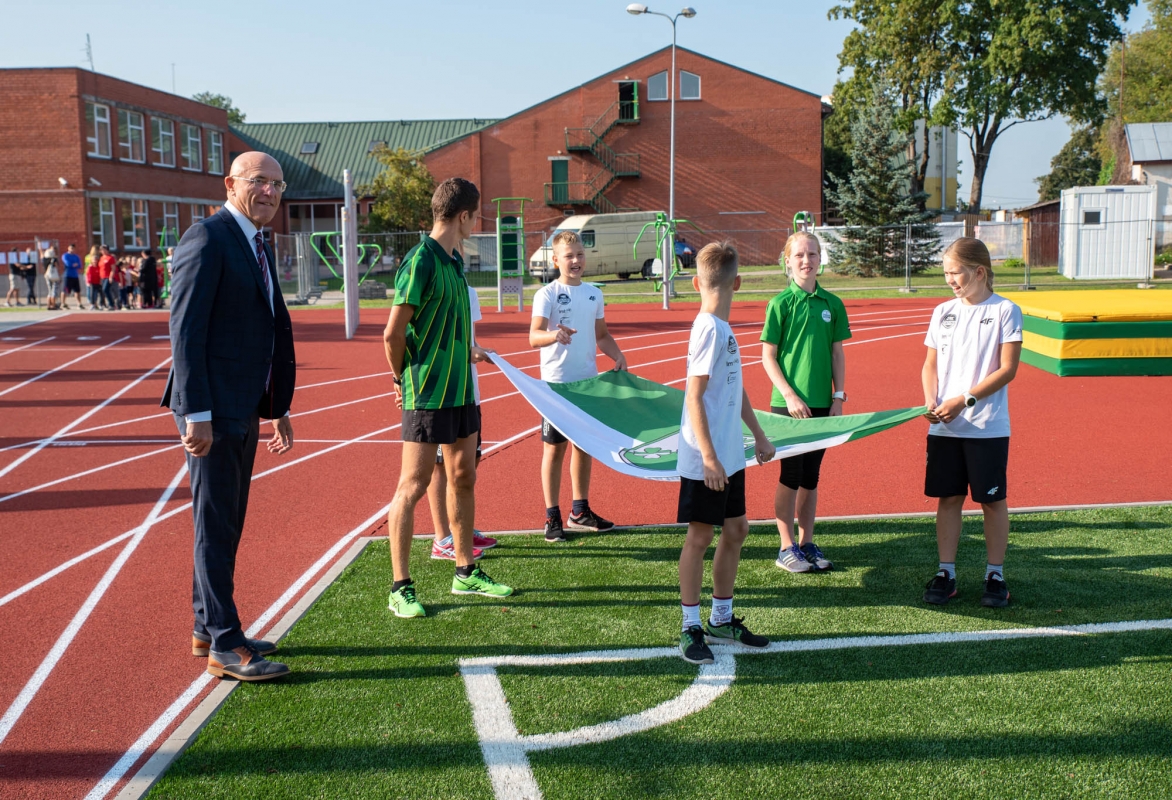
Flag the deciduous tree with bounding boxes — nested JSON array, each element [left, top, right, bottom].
[[192, 92, 246, 125], [1035, 127, 1102, 201], [360, 146, 435, 234]]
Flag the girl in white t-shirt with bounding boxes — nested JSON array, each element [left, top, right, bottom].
[[921, 237, 1022, 609]]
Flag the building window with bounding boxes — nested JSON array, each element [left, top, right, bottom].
[[190, 203, 206, 223], [152, 118, 176, 167], [117, 110, 145, 162], [161, 202, 180, 247], [206, 130, 224, 174], [181, 124, 202, 171], [1082, 209, 1103, 226], [301, 142, 319, 155], [86, 102, 111, 158], [680, 71, 701, 100], [91, 198, 115, 246], [122, 199, 149, 249], [648, 71, 668, 101]]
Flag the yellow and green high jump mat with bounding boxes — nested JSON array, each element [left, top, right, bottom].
[[1002, 290, 1172, 377]]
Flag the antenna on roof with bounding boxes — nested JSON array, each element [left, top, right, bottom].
[[84, 34, 95, 71]]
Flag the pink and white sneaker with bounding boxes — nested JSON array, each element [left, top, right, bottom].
[[431, 537, 483, 561], [472, 530, 498, 549]]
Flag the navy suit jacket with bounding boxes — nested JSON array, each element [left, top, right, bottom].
[[161, 207, 296, 420]]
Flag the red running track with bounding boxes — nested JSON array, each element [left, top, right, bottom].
[[0, 300, 1169, 799]]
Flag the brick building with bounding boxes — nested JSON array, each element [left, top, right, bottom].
[[0, 68, 229, 254]]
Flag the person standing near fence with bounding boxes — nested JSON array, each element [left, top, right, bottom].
[[85, 245, 102, 309], [6, 253, 21, 307], [921, 237, 1022, 608], [20, 247, 38, 306], [60, 244, 82, 310], [761, 231, 851, 573], [140, 247, 159, 309], [97, 245, 117, 310]]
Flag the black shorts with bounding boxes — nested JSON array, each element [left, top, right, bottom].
[[402, 404, 480, 445], [772, 406, 830, 490], [436, 407, 483, 462], [541, 417, 568, 445], [925, 435, 1009, 503], [64, 276, 82, 294], [677, 469, 747, 526]]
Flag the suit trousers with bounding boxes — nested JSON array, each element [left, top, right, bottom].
[[175, 414, 260, 652]]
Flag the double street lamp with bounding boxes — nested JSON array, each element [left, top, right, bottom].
[[627, 3, 697, 310]]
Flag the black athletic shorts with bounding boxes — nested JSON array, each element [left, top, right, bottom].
[[677, 468, 747, 527], [436, 407, 483, 463], [924, 435, 1009, 503], [541, 417, 568, 445], [772, 406, 831, 490], [65, 276, 81, 294], [402, 404, 480, 445]]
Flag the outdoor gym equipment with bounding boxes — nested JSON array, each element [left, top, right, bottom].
[[632, 212, 703, 294], [494, 197, 530, 312], [308, 232, 382, 287]]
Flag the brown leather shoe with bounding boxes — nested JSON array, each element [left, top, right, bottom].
[[207, 645, 290, 681], [192, 632, 277, 657]]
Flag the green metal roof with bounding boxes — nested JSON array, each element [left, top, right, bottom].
[[230, 119, 496, 200]]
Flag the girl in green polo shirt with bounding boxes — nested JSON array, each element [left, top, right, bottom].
[[760, 231, 851, 573]]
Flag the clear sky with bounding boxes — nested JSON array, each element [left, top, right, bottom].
[[2, 0, 1149, 210]]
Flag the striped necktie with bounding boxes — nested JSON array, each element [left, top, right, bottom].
[[253, 231, 273, 306]]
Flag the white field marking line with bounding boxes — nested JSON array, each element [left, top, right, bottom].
[[842, 330, 926, 347], [465, 617, 1172, 800], [0, 336, 55, 357], [0, 353, 170, 481], [0, 412, 176, 453], [0, 445, 181, 507], [0, 464, 188, 747], [0, 528, 138, 608], [84, 502, 396, 800], [0, 335, 128, 398]]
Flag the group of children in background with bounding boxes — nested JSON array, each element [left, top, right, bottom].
[[5, 242, 169, 310], [385, 179, 1023, 666]]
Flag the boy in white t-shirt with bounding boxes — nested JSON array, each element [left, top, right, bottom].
[[676, 241, 775, 665], [921, 237, 1022, 609], [529, 231, 627, 542]]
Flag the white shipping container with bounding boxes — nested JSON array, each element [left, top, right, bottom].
[[1059, 186, 1155, 280]]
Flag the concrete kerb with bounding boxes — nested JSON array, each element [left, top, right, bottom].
[[113, 535, 382, 800]]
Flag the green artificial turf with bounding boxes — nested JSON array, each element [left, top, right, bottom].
[[149, 507, 1172, 799]]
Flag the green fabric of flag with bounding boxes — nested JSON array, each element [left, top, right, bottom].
[[492, 353, 925, 481]]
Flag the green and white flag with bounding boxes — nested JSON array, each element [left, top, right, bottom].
[[491, 353, 925, 481]]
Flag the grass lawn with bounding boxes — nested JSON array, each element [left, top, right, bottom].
[[149, 506, 1172, 799]]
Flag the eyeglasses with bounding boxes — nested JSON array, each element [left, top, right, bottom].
[[231, 175, 288, 193]]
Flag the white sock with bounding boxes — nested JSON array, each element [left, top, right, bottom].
[[681, 603, 701, 632], [710, 596, 733, 627], [986, 563, 1003, 580], [938, 562, 956, 580]]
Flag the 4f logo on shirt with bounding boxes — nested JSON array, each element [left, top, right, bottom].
[[726, 335, 737, 354], [980, 318, 994, 325]]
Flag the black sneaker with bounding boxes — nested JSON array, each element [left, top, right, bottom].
[[704, 615, 769, 648], [922, 570, 957, 605], [567, 506, 614, 531], [980, 573, 1011, 608], [679, 625, 714, 664], [544, 515, 566, 542]]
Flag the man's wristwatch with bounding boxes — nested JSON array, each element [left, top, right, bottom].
[[392, 375, 402, 386], [963, 391, 977, 407], [832, 391, 847, 402]]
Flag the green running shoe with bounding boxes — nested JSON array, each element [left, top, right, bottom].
[[451, 567, 514, 597], [388, 582, 426, 618], [704, 615, 769, 648]]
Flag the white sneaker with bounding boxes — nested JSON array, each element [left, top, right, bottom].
[[775, 544, 813, 573]]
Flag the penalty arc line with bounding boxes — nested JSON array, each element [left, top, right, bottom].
[[464, 616, 1172, 800], [0, 463, 189, 747]]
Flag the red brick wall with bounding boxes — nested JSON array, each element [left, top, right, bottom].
[[424, 49, 823, 235], [0, 68, 230, 250]]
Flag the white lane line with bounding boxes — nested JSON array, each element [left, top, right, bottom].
[[0, 445, 181, 507], [0, 353, 170, 481], [0, 335, 128, 398], [0, 336, 55, 357], [0, 530, 138, 608], [0, 464, 188, 747], [465, 617, 1172, 800], [0, 412, 176, 454], [843, 330, 925, 347]]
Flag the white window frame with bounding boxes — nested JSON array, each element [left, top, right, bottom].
[[206, 130, 224, 174], [162, 202, 180, 246], [648, 71, 668, 102], [91, 197, 115, 246], [117, 109, 145, 162], [86, 102, 112, 158], [152, 118, 176, 167], [190, 203, 207, 223], [181, 124, 203, 172], [679, 70, 701, 100], [122, 199, 150, 249], [1081, 208, 1106, 229]]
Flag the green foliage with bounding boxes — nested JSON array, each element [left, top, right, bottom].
[[191, 92, 246, 125], [1098, 1, 1172, 128], [1002, 257, 1025, 269], [1098, 155, 1117, 185], [360, 146, 436, 235], [1155, 249, 1172, 265], [1035, 127, 1103, 201], [825, 90, 941, 277]]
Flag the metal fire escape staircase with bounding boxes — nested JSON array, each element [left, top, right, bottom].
[[545, 98, 640, 214]]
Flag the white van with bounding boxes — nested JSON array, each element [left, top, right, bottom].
[[528, 211, 666, 282]]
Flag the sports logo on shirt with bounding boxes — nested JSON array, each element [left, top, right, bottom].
[[941, 313, 957, 330], [980, 318, 994, 325], [821, 309, 832, 323], [556, 293, 571, 305], [726, 335, 737, 354]]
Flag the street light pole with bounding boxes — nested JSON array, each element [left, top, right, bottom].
[[627, 4, 697, 310]]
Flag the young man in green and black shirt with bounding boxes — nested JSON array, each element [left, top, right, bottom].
[[383, 178, 513, 618]]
